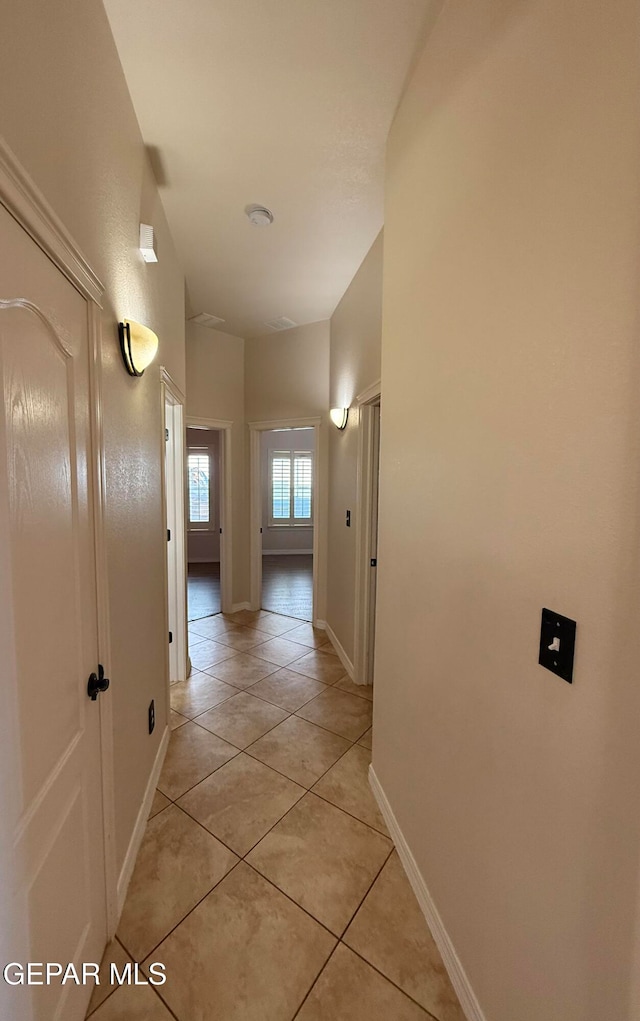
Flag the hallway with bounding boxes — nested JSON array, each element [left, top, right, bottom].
[[86, 610, 464, 1021]]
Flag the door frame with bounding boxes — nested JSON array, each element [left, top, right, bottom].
[[0, 137, 117, 941], [249, 416, 321, 623], [353, 380, 382, 686], [161, 370, 187, 684], [186, 417, 234, 615]]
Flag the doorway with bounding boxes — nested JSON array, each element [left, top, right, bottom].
[[354, 388, 382, 686], [185, 418, 233, 621], [249, 417, 321, 624], [261, 427, 314, 620], [186, 426, 222, 620]]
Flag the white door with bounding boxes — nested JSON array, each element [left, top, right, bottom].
[[366, 403, 381, 683], [0, 204, 107, 1020], [164, 396, 187, 684]]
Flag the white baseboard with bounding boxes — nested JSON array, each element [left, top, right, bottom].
[[313, 619, 327, 631], [262, 549, 313, 556], [117, 726, 170, 918], [231, 601, 251, 613], [369, 766, 486, 1021], [324, 621, 354, 680]]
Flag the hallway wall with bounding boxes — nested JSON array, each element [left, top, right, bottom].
[[374, 1, 640, 1019], [327, 232, 383, 663], [186, 323, 247, 604], [245, 322, 330, 621], [0, 0, 186, 878]]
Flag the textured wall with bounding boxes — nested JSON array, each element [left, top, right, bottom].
[[186, 325, 246, 602], [0, 0, 185, 876], [374, 1, 640, 1018], [245, 322, 330, 619], [327, 232, 383, 661]]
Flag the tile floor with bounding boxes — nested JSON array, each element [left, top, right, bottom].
[[86, 610, 465, 1021]]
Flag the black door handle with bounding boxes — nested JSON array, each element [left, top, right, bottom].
[[88, 664, 110, 701]]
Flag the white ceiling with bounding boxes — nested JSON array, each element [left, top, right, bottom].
[[103, 0, 431, 338]]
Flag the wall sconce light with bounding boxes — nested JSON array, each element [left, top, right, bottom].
[[118, 319, 159, 377], [330, 408, 349, 430]]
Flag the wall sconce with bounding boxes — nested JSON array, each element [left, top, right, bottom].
[[330, 408, 349, 430], [118, 319, 159, 377]]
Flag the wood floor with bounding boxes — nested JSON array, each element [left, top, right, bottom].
[[189, 556, 313, 623], [262, 554, 313, 622], [188, 563, 221, 621]]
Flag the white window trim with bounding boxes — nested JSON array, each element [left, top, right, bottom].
[[269, 449, 314, 528], [187, 446, 216, 532]]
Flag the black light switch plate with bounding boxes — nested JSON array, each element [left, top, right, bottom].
[[538, 608, 576, 684]]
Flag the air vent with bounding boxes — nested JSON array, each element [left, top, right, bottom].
[[139, 223, 158, 263], [188, 312, 226, 328], [264, 316, 297, 332]]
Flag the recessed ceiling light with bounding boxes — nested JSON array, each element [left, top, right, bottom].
[[245, 204, 274, 227]]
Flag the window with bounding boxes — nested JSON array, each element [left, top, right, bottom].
[[270, 450, 313, 526], [188, 450, 211, 527]]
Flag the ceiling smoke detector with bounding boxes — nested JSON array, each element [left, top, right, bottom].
[[188, 312, 226, 328], [245, 204, 274, 227]]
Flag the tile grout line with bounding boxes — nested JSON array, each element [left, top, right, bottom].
[[123, 610, 393, 1021], [131, 857, 245, 967], [340, 939, 442, 1020], [289, 940, 342, 1021]]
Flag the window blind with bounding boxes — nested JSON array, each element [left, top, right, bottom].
[[188, 452, 210, 523], [271, 454, 291, 520], [270, 449, 313, 524], [293, 453, 312, 519]]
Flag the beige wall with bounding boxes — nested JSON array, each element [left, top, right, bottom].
[[245, 321, 330, 422], [246, 322, 330, 619], [0, 0, 186, 876], [374, 2, 640, 1019], [261, 428, 315, 553], [186, 427, 220, 563], [186, 324, 247, 603], [327, 232, 383, 661]]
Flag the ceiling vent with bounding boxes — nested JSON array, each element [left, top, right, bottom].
[[188, 312, 226, 328], [139, 223, 158, 263], [264, 316, 297, 332]]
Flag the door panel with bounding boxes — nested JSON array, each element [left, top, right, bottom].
[[367, 404, 381, 684], [0, 204, 106, 1021]]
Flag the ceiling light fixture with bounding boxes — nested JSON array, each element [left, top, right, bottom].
[[118, 319, 159, 377], [245, 204, 274, 227], [330, 408, 349, 430]]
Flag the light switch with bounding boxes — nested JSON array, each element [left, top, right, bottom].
[[538, 608, 576, 684]]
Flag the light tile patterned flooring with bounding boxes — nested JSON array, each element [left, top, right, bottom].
[[87, 610, 465, 1021]]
